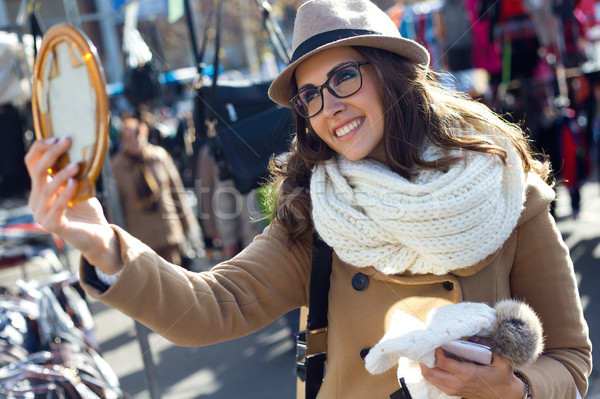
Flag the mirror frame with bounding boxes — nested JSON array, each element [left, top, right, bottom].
[[31, 23, 109, 202]]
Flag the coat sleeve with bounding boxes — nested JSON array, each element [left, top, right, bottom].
[[511, 179, 592, 398], [79, 222, 312, 347]]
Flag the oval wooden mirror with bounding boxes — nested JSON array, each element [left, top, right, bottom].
[[31, 23, 109, 203]]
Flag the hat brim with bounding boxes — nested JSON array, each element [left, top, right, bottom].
[[268, 34, 430, 108]]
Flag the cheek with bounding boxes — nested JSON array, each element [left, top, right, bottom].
[[309, 121, 331, 144], [371, 100, 386, 135], [365, 88, 385, 120], [349, 80, 385, 128]]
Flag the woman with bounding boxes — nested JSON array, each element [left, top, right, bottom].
[[25, 0, 591, 398]]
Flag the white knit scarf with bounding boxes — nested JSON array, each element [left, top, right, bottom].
[[310, 138, 526, 275]]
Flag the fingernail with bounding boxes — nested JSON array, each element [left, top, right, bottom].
[[67, 163, 79, 175], [47, 137, 58, 144], [58, 136, 69, 144]]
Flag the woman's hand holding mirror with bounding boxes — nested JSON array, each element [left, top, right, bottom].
[[26, 24, 121, 273]]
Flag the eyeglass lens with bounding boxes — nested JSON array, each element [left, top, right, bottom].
[[292, 62, 365, 118]]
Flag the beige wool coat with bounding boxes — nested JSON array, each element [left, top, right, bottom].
[[81, 173, 592, 399]]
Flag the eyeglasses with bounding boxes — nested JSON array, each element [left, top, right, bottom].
[[290, 61, 369, 119]]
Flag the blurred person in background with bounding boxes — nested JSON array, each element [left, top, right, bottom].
[[111, 116, 200, 266], [194, 140, 223, 262], [194, 126, 265, 262]]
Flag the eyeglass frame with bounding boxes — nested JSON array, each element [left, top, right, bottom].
[[290, 61, 370, 119]]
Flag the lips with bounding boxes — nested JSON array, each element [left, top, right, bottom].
[[335, 117, 365, 138]]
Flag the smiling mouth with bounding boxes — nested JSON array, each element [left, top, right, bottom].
[[335, 117, 365, 138]]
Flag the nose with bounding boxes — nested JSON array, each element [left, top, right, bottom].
[[321, 87, 345, 117]]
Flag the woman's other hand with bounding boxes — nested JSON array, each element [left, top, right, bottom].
[[420, 347, 526, 399], [25, 137, 121, 274]]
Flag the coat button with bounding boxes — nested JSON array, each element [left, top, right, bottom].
[[351, 273, 369, 291], [441, 281, 454, 291], [360, 347, 371, 360]]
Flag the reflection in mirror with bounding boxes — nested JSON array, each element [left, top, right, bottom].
[[40, 41, 97, 165], [32, 24, 109, 203]]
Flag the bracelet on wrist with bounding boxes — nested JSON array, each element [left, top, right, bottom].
[[514, 372, 532, 399]]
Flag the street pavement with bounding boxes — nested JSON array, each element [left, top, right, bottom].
[[1, 177, 598, 398], [555, 179, 600, 398]]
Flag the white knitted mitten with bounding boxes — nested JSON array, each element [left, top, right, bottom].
[[364, 302, 497, 399], [364, 300, 544, 399]]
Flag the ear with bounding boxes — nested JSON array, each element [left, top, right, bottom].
[[488, 299, 544, 369]]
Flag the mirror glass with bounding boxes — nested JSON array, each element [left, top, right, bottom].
[[32, 24, 109, 202]]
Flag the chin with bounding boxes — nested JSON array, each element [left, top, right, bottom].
[[342, 155, 365, 162], [340, 149, 370, 162]]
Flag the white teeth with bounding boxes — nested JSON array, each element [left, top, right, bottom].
[[335, 119, 362, 137]]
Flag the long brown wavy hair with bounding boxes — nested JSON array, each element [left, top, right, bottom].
[[269, 46, 550, 242]]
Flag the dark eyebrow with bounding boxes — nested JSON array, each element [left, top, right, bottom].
[[297, 61, 359, 92]]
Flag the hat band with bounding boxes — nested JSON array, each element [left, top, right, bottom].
[[291, 29, 380, 63]]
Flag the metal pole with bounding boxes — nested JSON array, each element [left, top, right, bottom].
[[93, 0, 123, 83], [134, 322, 162, 399], [239, 0, 260, 77], [183, 0, 201, 73], [0, 0, 9, 26], [62, 0, 81, 27], [100, 154, 162, 399]]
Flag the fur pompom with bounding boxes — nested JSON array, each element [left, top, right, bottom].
[[489, 299, 544, 369]]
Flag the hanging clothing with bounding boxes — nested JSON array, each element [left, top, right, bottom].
[[391, 2, 444, 70], [521, 0, 561, 47], [560, 110, 591, 191], [440, 0, 474, 71], [466, 0, 502, 73], [574, 0, 600, 42]]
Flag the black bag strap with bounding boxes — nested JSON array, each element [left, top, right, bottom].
[[300, 236, 413, 399], [307, 234, 332, 331], [301, 233, 333, 399]]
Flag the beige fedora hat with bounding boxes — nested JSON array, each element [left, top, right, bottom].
[[268, 0, 430, 108]]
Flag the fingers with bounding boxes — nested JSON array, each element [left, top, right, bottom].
[[24, 137, 56, 174], [422, 347, 513, 398], [43, 161, 79, 193], [41, 176, 78, 230], [27, 137, 74, 191], [420, 358, 461, 396], [468, 335, 492, 347], [432, 347, 469, 373], [25, 137, 80, 230], [35, 161, 79, 211], [25, 137, 67, 178]]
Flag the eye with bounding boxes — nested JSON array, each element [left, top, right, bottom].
[[332, 67, 358, 86], [300, 88, 321, 104]]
